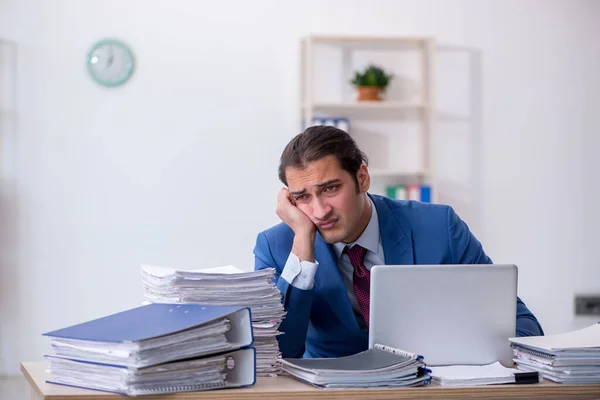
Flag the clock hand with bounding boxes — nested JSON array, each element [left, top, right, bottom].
[[107, 45, 114, 67]]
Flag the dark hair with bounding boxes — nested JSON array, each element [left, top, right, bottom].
[[278, 126, 368, 186]]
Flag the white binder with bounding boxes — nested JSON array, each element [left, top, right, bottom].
[[46, 348, 256, 396]]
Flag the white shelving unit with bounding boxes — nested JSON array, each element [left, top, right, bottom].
[[304, 101, 426, 111], [299, 35, 437, 203]]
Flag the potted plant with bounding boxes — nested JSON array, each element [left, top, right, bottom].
[[350, 64, 393, 101]]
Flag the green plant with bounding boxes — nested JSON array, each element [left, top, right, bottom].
[[350, 64, 393, 90]]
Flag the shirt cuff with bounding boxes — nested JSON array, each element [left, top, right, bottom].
[[280, 252, 319, 290]]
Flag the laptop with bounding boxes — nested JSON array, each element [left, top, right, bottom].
[[368, 264, 518, 367]]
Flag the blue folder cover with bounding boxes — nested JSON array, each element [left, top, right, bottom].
[[42, 303, 249, 343]]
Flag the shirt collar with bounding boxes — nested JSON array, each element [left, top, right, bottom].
[[333, 197, 380, 259]]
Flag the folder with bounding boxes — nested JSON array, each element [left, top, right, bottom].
[[386, 185, 397, 199], [43, 303, 254, 368], [407, 185, 420, 201], [395, 185, 407, 200], [420, 185, 431, 203], [45, 348, 256, 396], [281, 343, 431, 388]]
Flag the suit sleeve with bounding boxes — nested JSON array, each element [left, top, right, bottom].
[[446, 206, 544, 337], [253, 232, 315, 358]]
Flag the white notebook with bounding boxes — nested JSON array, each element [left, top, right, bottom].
[[430, 362, 539, 386]]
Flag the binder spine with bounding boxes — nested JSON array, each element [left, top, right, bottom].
[[374, 343, 421, 360]]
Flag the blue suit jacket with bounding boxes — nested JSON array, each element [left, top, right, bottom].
[[253, 194, 544, 359]]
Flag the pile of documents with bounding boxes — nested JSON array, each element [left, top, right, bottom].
[[141, 264, 285, 376], [510, 323, 600, 384], [281, 343, 431, 388], [43, 303, 256, 395]]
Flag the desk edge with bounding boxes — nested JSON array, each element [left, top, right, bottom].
[[21, 362, 45, 399]]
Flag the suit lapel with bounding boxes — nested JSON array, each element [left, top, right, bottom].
[[313, 233, 359, 332], [370, 194, 415, 265]]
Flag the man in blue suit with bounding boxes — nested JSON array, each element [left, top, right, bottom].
[[254, 126, 544, 359]]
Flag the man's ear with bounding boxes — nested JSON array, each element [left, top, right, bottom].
[[356, 164, 371, 193]]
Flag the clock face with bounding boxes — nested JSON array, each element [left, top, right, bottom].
[[87, 39, 135, 87]]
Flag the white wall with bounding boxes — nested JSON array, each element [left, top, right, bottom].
[[476, 0, 600, 335], [0, 0, 599, 375]]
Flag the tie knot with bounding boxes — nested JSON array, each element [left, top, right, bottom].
[[344, 245, 367, 269]]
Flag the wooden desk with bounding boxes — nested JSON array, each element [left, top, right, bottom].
[[21, 361, 600, 400]]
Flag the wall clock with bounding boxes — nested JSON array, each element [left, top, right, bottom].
[[86, 38, 135, 87]]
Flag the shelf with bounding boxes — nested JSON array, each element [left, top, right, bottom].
[[303, 102, 427, 120], [304, 102, 427, 111], [306, 35, 431, 49], [368, 168, 425, 178], [299, 35, 437, 202]]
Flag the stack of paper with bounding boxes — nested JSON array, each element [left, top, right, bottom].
[[430, 362, 539, 386], [281, 344, 431, 388], [141, 264, 285, 376], [510, 323, 600, 384], [43, 304, 256, 395]]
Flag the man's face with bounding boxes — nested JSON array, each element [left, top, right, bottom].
[[285, 155, 370, 244]]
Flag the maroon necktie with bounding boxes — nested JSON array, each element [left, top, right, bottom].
[[344, 245, 371, 326]]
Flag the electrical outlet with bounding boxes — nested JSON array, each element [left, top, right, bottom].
[[574, 295, 600, 316]]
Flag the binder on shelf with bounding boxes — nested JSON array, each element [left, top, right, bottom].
[[386, 185, 397, 199], [420, 185, 431, 203], [407, 184, 420, 201], [43, 303, 254, 368], [45, 347, 256, 396], [384, 184, 430, 203], [396, 185, 407, 200], [309, 116, 350, 132]]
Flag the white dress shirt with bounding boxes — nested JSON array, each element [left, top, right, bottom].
[[281, 198, 385, 329]]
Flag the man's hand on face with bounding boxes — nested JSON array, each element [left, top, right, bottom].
[[276, 187, 316, 262], [276, 187, 316, 237]]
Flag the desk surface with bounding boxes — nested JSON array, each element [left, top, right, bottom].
[[21, 361, 600, 400]]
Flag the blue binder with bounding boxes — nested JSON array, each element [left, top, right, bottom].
[[420, 185, 431, 203], [43, 303, 254, 369], [43, 303, 252, 343]]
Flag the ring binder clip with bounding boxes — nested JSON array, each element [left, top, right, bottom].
[[226, 356, 236, 371]]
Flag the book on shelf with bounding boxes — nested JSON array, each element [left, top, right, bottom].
[[386, 184, 431, 203], [42, 303, 256, 395], [280, 343, 431, 388], [310, 116, 350, 132]]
